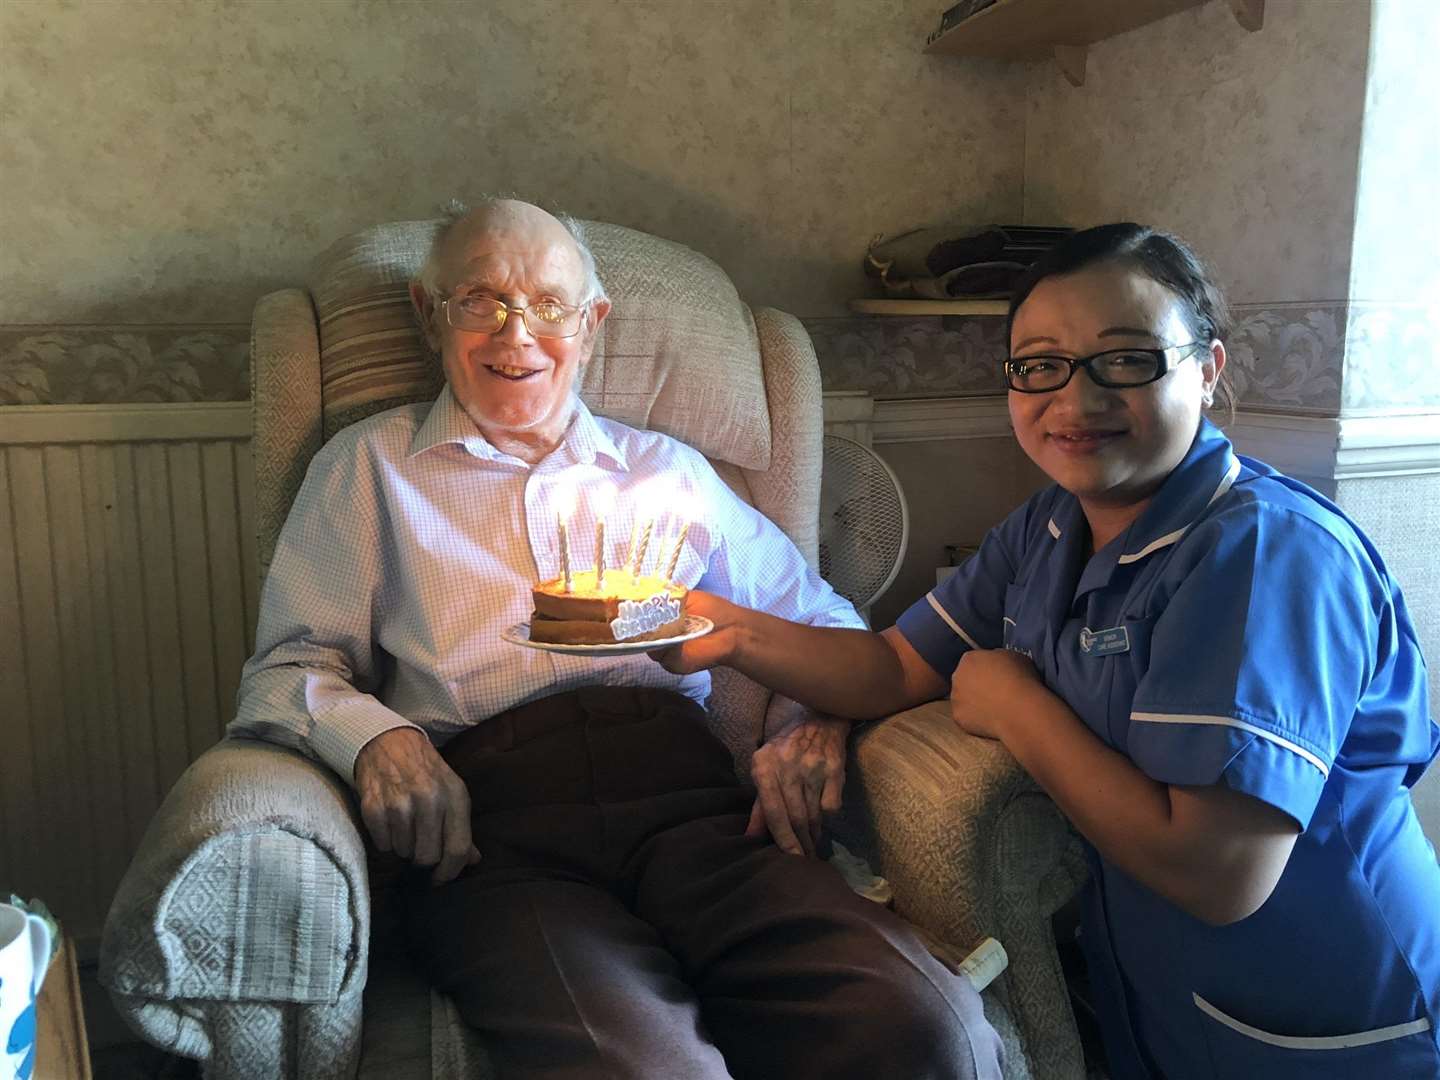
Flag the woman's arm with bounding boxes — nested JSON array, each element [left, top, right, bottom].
[[954, 650, 1300, 926], [653, 590, 948, 719]]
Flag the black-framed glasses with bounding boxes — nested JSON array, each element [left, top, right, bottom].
[[1005, 342, 1206, 393], [442, 294, 589, 339]]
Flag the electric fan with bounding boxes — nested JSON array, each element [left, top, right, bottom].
[[818, 434, 910, 616]]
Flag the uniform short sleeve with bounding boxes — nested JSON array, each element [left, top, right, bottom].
[[1127, 502, 1381, 829], [895, 496, 1037, 679]]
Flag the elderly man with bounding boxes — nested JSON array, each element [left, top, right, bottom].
[[230, 199, 1001, 1080]]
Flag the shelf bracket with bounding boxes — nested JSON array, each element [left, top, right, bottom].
[[1052, 44, 1087, 87], [1226, 0, 1265, 32]]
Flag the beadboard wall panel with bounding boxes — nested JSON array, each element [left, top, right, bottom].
[[0, 404, 255, 952]]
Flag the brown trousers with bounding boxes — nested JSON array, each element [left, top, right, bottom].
[[406, 686, 1002, 1080]]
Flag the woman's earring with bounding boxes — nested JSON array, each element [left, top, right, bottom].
[[1202, 389, 1215, 407]]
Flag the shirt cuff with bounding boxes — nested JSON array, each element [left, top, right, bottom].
[[311, 698, 423, 787]]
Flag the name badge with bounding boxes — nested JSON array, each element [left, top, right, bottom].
[[1079, 625, 1130, 657]]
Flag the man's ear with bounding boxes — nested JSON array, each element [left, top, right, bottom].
[[578, 298, 612, 366], [410, 282, 440, 352], [588, 298, 612, 333]]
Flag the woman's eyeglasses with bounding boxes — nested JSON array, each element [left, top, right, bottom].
[[1005, 342, 1206, 393]]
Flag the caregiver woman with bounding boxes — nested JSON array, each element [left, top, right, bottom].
[[655, 224, 1440, 1079]]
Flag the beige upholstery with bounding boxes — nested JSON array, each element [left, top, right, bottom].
[[99, 219, 1088, 1079]]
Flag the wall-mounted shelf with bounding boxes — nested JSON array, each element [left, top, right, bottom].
[[925, 0, 1264, 86], [847, 298, 1009, 316]]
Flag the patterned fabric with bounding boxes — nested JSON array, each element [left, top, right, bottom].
[[231, 388, 862, 787], [845, 701, 1090, 1080], [98, 740, 371, 1050], [307, 219, 773, 470], [750, 307, 825, 567], [252, 288, 323, 578]]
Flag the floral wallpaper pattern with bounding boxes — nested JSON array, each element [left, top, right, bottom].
[[805, 304, 1349, 412], [802, 315, 1010, 398], [0, 325, 249, 405], [1342, 302, 1440, 413], [0, 303, 1370, 414], [1225, 304, 1344, 415]]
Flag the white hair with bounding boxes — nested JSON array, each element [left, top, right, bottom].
[[415, 197, 608, 305]]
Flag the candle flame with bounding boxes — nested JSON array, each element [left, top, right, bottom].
[[674, 489, 706, 525], [555, 480, 578, 522], [592, 481, 618, 519]]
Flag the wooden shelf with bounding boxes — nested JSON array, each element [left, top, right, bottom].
[[925, 0, 1263, 85], [847, 298, 1009, 316]]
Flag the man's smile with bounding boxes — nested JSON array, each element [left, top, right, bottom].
[[487, 363, 543, 381]]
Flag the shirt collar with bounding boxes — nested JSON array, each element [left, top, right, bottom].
[[408, 386, 628, 471], [1115, 417, 1239, 565], [1043, 418, 1240, 596]]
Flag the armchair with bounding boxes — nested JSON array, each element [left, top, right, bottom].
[[99, 218, 1088, 1079]]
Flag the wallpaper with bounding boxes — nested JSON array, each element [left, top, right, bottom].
[[1022, 0, 1370, 308], [0, 0, 1416, 414], [0, 0, 1027, 326], [1343, 0, 1440, 412]]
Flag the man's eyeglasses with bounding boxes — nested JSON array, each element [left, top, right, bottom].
[[442, 294, 589, 339], [1004, 342, 1206, 393]]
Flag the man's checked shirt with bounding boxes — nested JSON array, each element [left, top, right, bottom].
[[230, 387, 863, 785]]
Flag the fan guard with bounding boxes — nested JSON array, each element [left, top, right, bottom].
[[818, 434, 910, 612]]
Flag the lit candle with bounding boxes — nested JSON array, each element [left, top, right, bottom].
[[556, 482, 577, 592], [632, 519, 654, 577], [625, 521, 641, 580], [593, 483, 616, 591], [663, 520, 692, 582], [663, 494, 700, 582]]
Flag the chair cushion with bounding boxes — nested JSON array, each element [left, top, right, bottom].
[[307, 219, 772, 471]]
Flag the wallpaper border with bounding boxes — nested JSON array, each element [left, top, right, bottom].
[[0, 303, 1376, 411], [0, 323, 250, 405]]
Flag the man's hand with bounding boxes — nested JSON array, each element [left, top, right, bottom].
[[949, 648, 1049, 742], [354, 727, 481, 885], [748, 700, 851, 857]]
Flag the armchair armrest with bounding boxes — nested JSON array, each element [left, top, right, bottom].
[[845, 700, 1090, 1080], [100, 738, 370, 1079]]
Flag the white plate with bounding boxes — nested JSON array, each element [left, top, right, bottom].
[[501, 615, 714, 657]]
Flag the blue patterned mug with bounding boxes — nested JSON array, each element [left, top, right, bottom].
[[0, 904, 51, 1080]]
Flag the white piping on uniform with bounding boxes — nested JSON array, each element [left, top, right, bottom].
[[1117, 457, 1242, 565], [926, 593, 980, 650], [1048, 518, 1062, 538], [1194, 993, 1431, 1050], [1117, 526, 1188, 564], [1131, 712, 1330, 777]]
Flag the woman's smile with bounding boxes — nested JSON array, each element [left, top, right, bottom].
[[1046, 426, 1128, 454]]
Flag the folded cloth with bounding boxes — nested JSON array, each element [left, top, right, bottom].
[[865, 224, 1072, 299]]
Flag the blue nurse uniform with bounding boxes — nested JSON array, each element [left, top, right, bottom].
[[897, 419, 1440, 1079]]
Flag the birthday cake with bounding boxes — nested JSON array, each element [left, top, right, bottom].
[[530, 570, 689, 645]]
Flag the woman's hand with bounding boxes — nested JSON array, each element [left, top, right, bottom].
[[949, 647, 1049, 742], [648, 589, 743, 673]]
